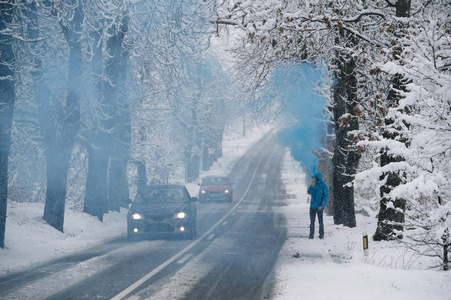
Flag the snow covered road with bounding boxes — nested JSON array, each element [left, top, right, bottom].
[[2, 127, 449, 300], [1, 129, 291, 299]]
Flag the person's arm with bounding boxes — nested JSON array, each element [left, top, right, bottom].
[[307, 185, 313, 195], [321, 184, 330, 208]]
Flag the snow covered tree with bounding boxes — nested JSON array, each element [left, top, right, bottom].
[[38, 0, 83, 231], [11, 0, 86, 232], [84, 1, 131, 221], [216, 0, 391, 227], [356, 0, 450, 264], [372, 0, 412, 241], [127, 0, 218, 184]]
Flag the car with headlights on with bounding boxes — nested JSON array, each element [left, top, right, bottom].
[[198, 176, 233, 203], [127, 184, 198, 241]]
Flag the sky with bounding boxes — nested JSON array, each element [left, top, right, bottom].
[[1, 126, 450, 299]]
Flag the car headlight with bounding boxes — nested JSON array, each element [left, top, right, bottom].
[[131, 213, 143, 220], [201, 190, 206, 194], [176, 212, 187, 219], [224, 189, 229, 194]]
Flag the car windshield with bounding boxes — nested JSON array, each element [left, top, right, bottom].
[[135, 187, 185, 203], [202, 177, 228, 186]]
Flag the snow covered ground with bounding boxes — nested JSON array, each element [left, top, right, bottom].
[[1, 125, 450, 299], [273, 152, 451, 300]]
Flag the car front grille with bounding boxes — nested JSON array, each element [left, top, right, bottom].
[[145, 223, 174, 233], [147, 214, 173, 222]]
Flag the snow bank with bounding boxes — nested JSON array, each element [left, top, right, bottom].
[[272, 150, 451, 300]]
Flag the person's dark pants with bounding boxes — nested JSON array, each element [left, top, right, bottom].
[[309, 208, 324, 239]]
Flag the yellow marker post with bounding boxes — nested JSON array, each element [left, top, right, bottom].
[[363, 233, 369, 256]]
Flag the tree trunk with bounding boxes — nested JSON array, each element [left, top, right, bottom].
[[84, 149, 108, 221], [84, 29, 117, 219], [331, 36, 359, 228], [24, 2, 69, 230], [42, 3, 83, 231], [137, 160, 147, 192], [444, 244, 449, 271], [0, 1, 15, 248], [43, 148, 70, 230], [83, 16, 106, 219], [373, 0, 411, 241], [85, 14, 129, 217], [108, 157, 129, 210], [202, 144, 209, 171], [108, 16, 130, 211], [185, 146, 193, 183]]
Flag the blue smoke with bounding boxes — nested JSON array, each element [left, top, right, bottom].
[[270, 62, 329, 176]]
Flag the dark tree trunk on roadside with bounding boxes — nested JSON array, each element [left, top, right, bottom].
[[202, 144, 209, 171], [317, 150, 334, 216], [191, 94, 201, 181], [443, 229, 449, 270], [83, 16, 105, 220], [108, 155, 129, 209], [185, 146, 193, 183], [25, 2, 68, 231], [185, 94, 200, 183], [0, 1, 15, 249], [42, 1, 83, 231], [85, 13, 129, 218], [373, 0, 411, 241], [137, 160, 147, 192], [331, 30, 360, 228], [84, 149, 109, 221], [108, 16, 131, 211], [216, 127, 223, 160], [84, 28, 117, 221], [108, 98, 131, 211]]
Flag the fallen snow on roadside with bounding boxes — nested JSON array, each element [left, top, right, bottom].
[[0, 203, 127, 277], [273, 150, 451, 300]]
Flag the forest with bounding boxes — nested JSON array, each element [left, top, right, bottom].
[[0, 0, 450, 269]]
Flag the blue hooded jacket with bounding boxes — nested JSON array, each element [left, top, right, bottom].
[[307, 172, 330, 209]]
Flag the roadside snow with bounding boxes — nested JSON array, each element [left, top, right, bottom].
[[1, 203, 127, 276], [272, 150, 451, 300], [2, 125, 449, 300]]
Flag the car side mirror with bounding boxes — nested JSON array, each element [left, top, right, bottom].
[[190, 197, 199, 202]]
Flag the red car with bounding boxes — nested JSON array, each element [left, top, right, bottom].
[[198, 176, 234, 202]]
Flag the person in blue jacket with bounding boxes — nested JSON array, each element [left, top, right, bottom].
[[307, 172, 330, 239]]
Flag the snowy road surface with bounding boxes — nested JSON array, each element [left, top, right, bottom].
[[1, 129, 450, 300], [0, 130, 290, 299]]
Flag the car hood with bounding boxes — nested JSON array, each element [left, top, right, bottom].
[[129, 203, 190, 216], [200, 185, 229, 191]]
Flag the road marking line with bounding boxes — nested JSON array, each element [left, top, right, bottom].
[[111, 153, 266, 300], [222, 221, 228, 226], [206, 234, 215, 240], [177, 254, 193, 264]]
